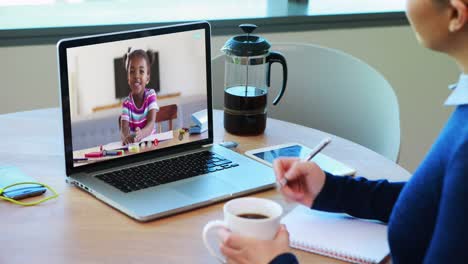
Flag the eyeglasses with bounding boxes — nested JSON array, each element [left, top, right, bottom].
[[0, 182, 58, 206]]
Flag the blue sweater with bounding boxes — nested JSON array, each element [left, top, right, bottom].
[[271, 105, 468, 264]]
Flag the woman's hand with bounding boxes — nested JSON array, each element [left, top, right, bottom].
[[219, 225, 291, 264], [274, 158, 326, 208]]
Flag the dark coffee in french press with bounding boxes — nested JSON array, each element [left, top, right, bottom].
[[221, 24, 287, 135], [224, 86, 267, 135]]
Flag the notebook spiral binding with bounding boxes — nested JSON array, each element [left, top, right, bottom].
[[292, 240, 376, 264]]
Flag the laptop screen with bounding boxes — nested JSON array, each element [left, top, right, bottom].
[[62, 24, 210, 168]]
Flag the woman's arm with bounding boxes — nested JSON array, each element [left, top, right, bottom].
[[275, 158, 405, 223], [313, 173, 406, 223], [269, 253, 299, 264]]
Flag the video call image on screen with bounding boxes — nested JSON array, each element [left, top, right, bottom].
[[67, 29, 209, 167]]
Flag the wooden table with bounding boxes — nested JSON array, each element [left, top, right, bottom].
[[0, 108, 410, 264]]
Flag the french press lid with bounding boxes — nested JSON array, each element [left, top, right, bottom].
[[221, 24, 271, 57]]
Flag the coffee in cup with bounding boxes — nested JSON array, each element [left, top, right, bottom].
[[202, 197, 283, 263], [237, 213, 269, 219]]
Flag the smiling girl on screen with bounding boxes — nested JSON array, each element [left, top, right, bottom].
[[120, 48, 159, 145]]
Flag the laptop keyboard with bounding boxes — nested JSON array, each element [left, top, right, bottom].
[[95, 151, 239, 193]]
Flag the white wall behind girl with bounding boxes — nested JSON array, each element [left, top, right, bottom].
[[66, 29, 206, 116]]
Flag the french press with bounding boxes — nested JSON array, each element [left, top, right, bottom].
[[222, 24, 288, 135]]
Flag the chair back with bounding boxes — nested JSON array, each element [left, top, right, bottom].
[[156, 104, 178, 132], [212, 43, 400, 162]]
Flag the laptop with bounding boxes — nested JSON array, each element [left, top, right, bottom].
[[57, 21, 275, 222]]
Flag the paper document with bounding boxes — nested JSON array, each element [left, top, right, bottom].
[[140, 130, 173, 142], [103, 130, 174, 150]]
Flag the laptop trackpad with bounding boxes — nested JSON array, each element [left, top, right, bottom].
[[172, 175, 238, 200]]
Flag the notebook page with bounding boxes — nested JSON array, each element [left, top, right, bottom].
[[281, 205, 389, 263], [103, 130, 174, 150]]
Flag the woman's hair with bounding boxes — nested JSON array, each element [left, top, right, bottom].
[[123, 48, 155, 72]]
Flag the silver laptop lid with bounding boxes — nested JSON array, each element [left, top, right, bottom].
[[57, 22, 213, 176]]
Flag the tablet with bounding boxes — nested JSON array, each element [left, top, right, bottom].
[[245, 143, 356, 176]]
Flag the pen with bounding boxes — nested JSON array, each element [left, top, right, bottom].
[[278, 137, 332, 187]]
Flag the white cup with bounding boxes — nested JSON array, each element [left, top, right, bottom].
[[202, 197, 283, 263]]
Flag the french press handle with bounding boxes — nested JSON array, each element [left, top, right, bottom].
[[266, 51, 288, 105]]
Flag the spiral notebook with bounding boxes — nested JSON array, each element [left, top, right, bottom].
[[281, 205, 389, 264]]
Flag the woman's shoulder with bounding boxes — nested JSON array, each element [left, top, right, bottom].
[[452, 137, 468, 160], [445, 134, 468, 182], [442, 105, 468, 153], [452, 105, 468, 151]]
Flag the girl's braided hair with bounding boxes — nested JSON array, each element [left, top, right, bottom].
[[123, 48, 155, 72]]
